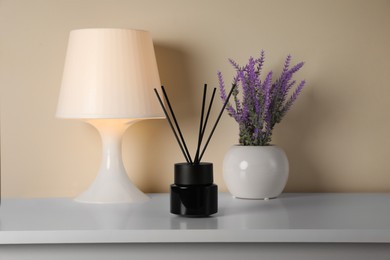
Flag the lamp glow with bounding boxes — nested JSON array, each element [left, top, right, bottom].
[[57, 29, 164, 203]]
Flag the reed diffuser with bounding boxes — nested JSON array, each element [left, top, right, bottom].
[[155, 84, 235, 217]]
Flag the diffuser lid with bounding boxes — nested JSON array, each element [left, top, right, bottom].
[[174, 163, 214, 185]]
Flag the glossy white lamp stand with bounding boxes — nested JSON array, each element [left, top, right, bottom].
[[75, 119, 149, 204]]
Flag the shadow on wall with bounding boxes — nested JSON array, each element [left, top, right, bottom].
[[274, 80, 338, 192], [122, 44, 199, 193]]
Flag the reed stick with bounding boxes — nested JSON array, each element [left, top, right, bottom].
[[201, 88, 216, 137], [194, 84, 207, 164], [194, 87, 216, 164], [154, 88, 190, 163], [161, 86, 193, 164], [198, 85, 235, 162]]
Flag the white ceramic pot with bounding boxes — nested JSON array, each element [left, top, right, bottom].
[[223, 145, 289, 199]]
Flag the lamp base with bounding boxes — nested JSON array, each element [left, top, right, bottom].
[[75, 119, 149, 204], [75, 169, 149, 204]]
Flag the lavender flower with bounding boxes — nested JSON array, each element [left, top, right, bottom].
[[218, 51, 306, 146]]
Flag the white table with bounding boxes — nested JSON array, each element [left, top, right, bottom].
[[0, 193, 389, 259]]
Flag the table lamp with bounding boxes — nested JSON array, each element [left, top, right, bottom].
[[56, 28, 164, 203]]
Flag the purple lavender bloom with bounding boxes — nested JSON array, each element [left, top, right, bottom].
[[262, 71, 273, 92], [262, 71, 273, 135], [256, 50, 265, 73], [279, 60, 304, 101], [281, 80, 306, 117], [238, 68, 250, 123], [228, 58, 241, 71], [218, 71, 238, 121], [232, 74, 242, 116], [282, 54, 291, 74], [286, 62, 305, 77], [218, 51, 306, 145], [247, 57, 260, 115]]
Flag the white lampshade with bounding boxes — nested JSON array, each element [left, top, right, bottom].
[[57, 28, 164, 119]]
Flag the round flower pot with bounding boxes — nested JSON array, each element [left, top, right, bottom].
[[223, 145, 289, 200]]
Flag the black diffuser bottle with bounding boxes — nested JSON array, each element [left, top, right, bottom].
[[155, 84, 234, 217], [171, 163, 217, 217]]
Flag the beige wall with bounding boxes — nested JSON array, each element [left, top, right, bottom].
[[1, 0, 390, 198]]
